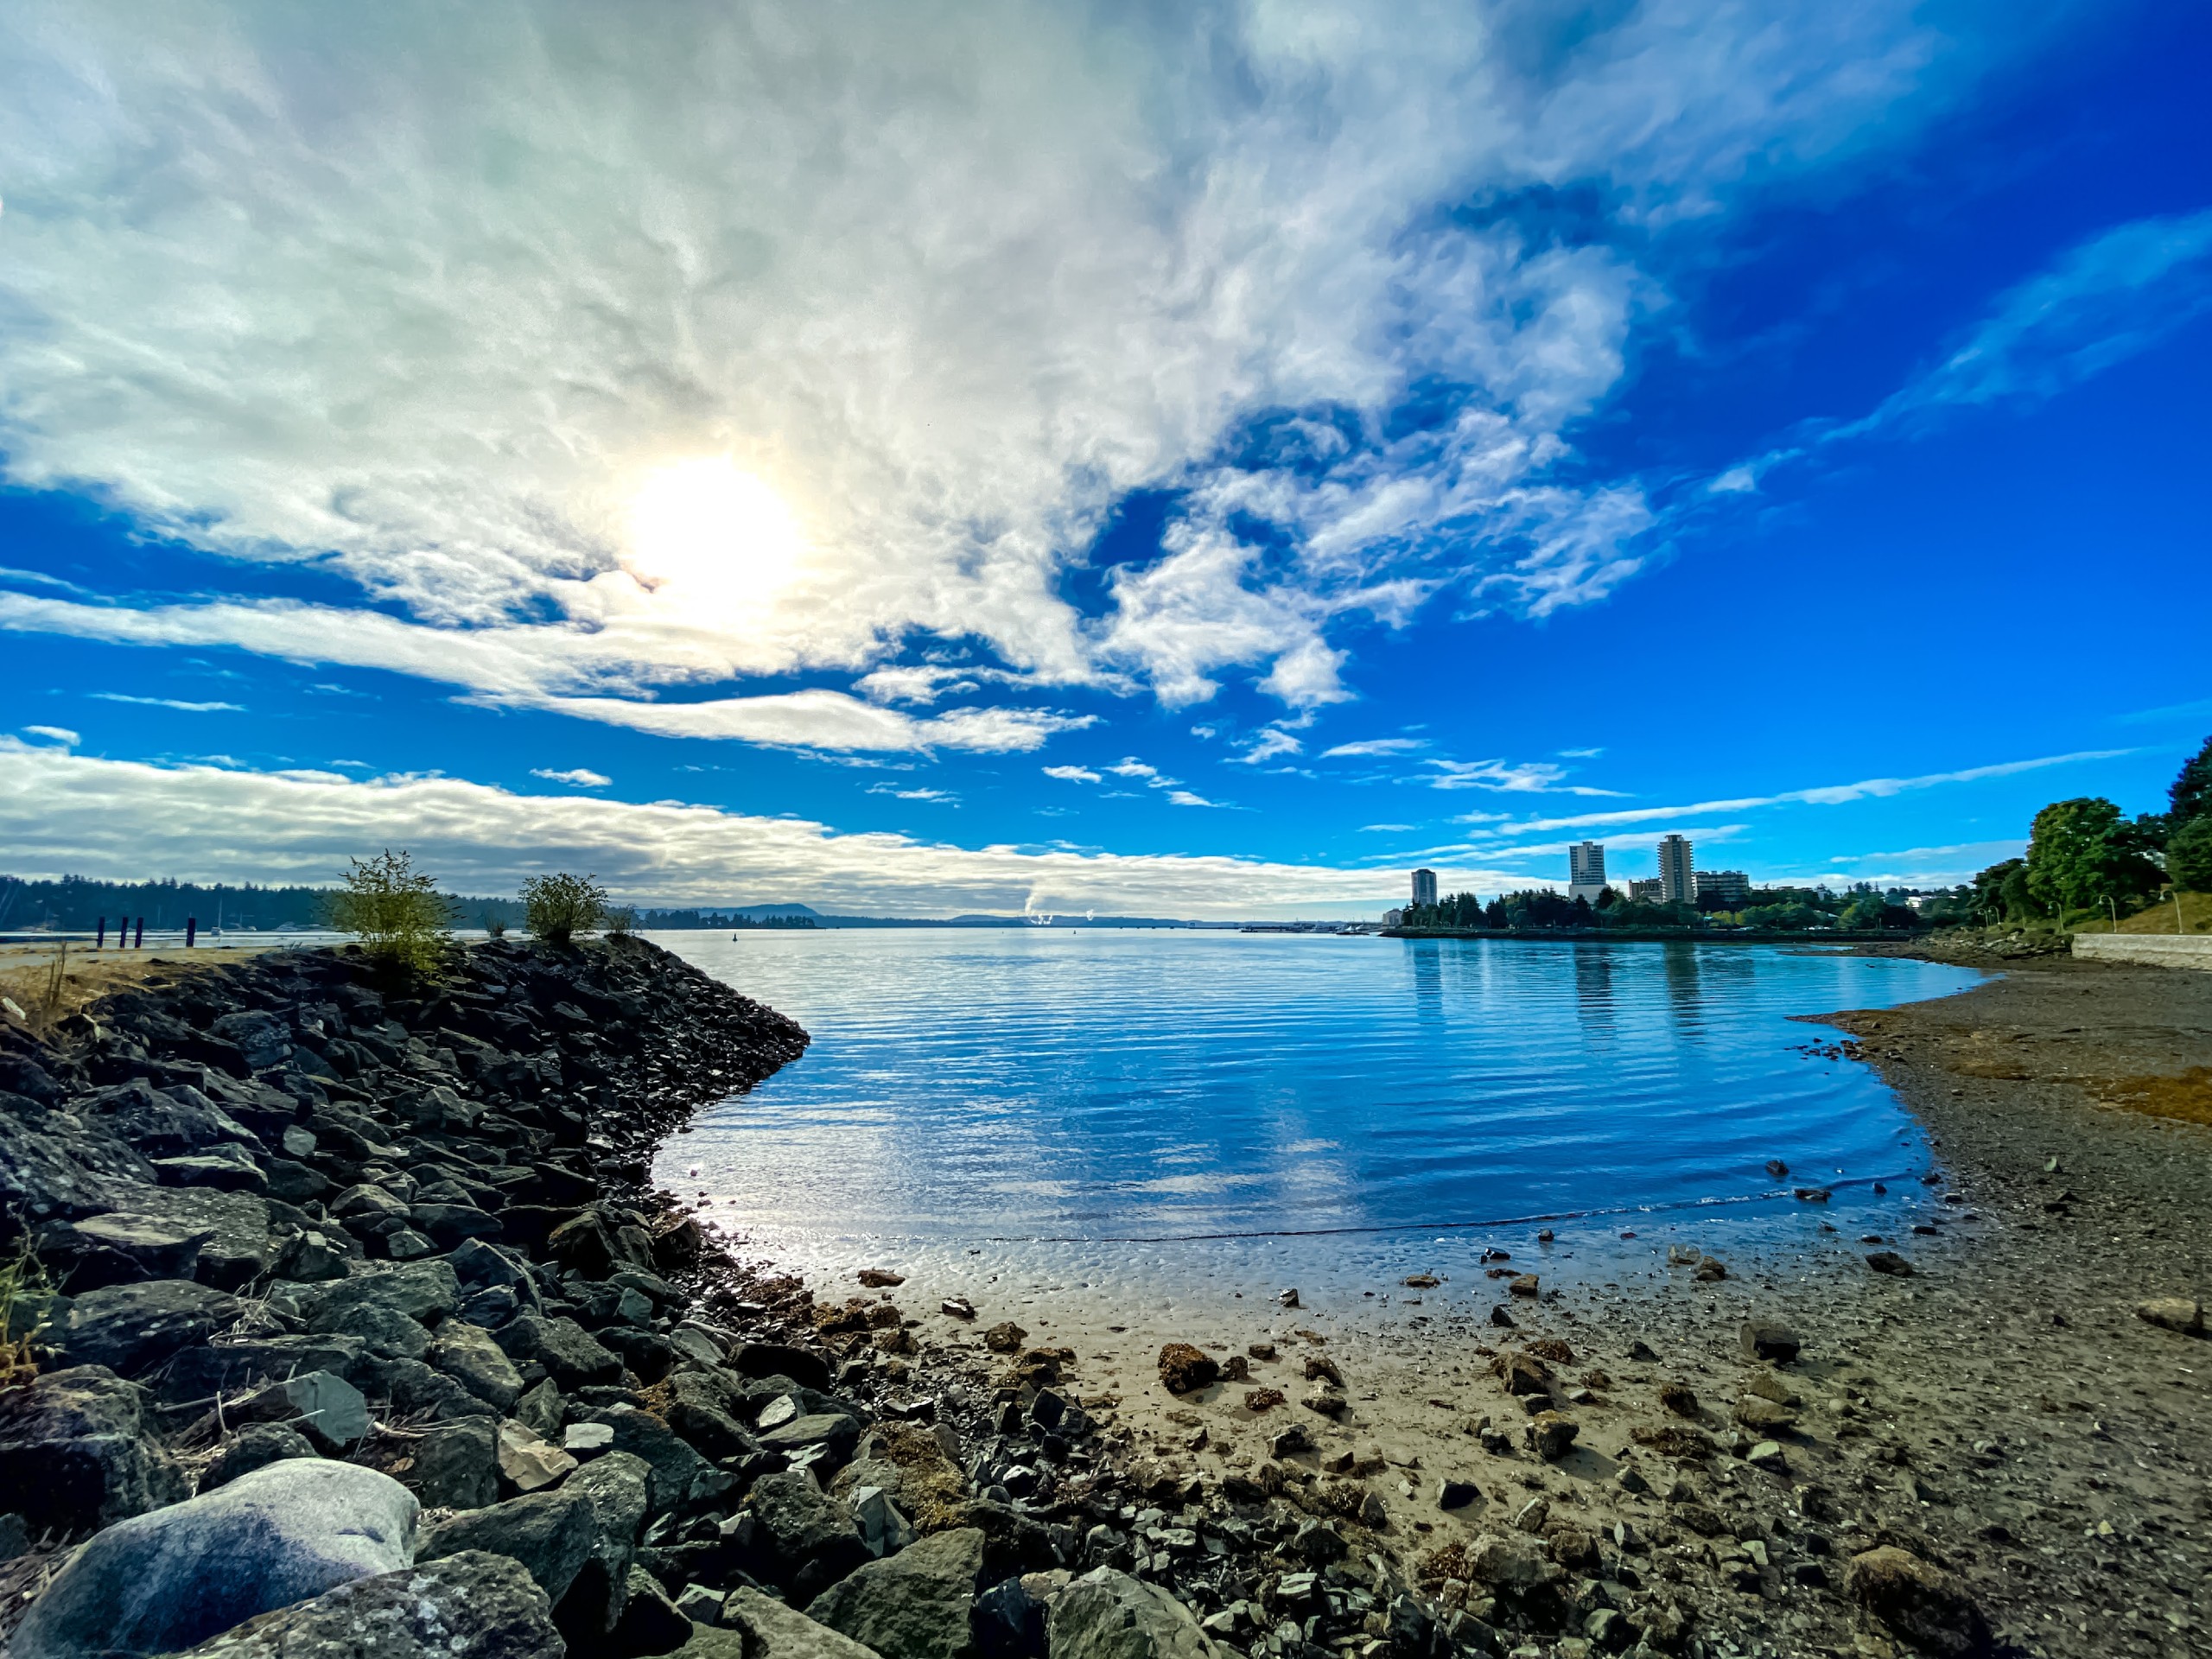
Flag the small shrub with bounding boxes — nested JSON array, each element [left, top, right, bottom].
[[605, 906, 636, 937], [521, 873, 607, 944], [1, 1236, 54, 1386], [323, 850, 453, 976], [481, 912, 507, 939]]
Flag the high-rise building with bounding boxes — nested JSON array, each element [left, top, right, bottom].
[[1656, 835, 1694, 906], [1410, 868, 1439, 908], [1568, 841, 1607, 904], [1694, 869, 1751, 906], [1629, 878, 1665, 903]]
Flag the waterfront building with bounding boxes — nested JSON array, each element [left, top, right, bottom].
[[1411, 868, 1438, 908], [1629, 878, 1664, 903], [1568, 841, 1607, 905], [1656, 836, 1694, 905], [1695, 869, 1751, 906], [1382, 908, 1405, 927]]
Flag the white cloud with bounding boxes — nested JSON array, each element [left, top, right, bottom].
[[0, 0, 2002, 729], [1165, 791, 1221, 809], [1235, 728, 1306, 766], [1421, 757, 1622, 795], [0, 740, 1478, 918], [531, 767, 612, 787], [1358, 823, 1415, 833], [22, 724, 78, 745], [87, 693, 244, 713], [1106, 759, 1163, 781], [1322, 737, 1428, 758], [1041, 765, 1102, 784], [868, 785, 957, 804]]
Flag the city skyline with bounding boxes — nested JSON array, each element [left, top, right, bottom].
[[0, 5, 2206, 916]]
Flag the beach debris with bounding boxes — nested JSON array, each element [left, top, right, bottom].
[[1866, 1250, 1916, 1277], [857, 1268, 906, 1287], [1276, 1287, 1301, 1308], [1221, 1353, 1250, 1381], [1157, 1343, 1219, 1394], [1269, 1424, 1313, 1457], [940, 1297, 976, 1319], [982, 1320, 1027, 1353], [1301, 1388, 1349, 1417], [1628, 1338, 1661, 1362], [1496, 1351, 1552, 1396], [2135, 1298, 2204, 1336], [1657, 1382, 1699, 1418], [1303, 1354, 1344, 1386]]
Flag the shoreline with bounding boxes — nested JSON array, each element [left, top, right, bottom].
[[2, 937, 2206, 1659]]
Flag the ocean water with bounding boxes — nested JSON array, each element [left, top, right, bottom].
[[649, 931, 1979, 1306]]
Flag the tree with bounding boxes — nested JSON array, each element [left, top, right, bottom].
[[521, 873, 608, 944], [2169, 813, 2212, 893], [2171, 734, 2212, 828], [2024, 798, 2164, 919], [323, 851, 452, 976]]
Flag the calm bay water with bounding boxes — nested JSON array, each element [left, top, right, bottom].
[[649, 931, 1977, 1302]]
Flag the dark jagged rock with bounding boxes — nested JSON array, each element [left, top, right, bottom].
[[200, 1422, 319, 1491], [419, 1487, 598, 1604], [175, 1550, 563, 1659], [0, 1364, 188, 1535], [54, 1278, 241, 1376], [807, 1525, 987, 1659]]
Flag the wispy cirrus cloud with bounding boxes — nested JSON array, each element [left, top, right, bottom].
[[531, 767, 612, 787], [1321, 737, 1429, 759], [1422, 757, 1624, 796], [22, 724, 79, 745], [89, 692, 244, 713]]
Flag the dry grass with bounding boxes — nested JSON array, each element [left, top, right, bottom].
[[0, 941, 279, 1036], [2069, 891, 2212, 936]]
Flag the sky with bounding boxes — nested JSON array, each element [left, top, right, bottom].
[[1, 1, 2207, 918]]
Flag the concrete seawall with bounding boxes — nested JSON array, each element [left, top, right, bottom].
[[2072, 932, 2212, 970]]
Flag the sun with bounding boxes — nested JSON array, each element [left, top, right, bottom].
[[625, 458, 804, 607]]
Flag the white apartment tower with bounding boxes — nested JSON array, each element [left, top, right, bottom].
[[1567, 841, 1607, 905], [1656, 835, 1694, 906], [1411, 868, 1439, 908]]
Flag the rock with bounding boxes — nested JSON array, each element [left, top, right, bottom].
[[941, 1298, 976, 1319], [12, 1459, 418, 1659], [609, 1567, 694, 1654], [1155, 1342, 1221, 1395], [731, 1342, 833, 1391], [496, 1313, 625, 1389], [807, 1525, 987, 1659], [748, 1469, 875, 1601], [1466, 1531, 1560, 1589], [56, 1278, 240, 1376], [760, 1410, 864, 1464], [720, 1586, 885, 1659], [851, 1484, 918, 1557], [175, 1549, 563, 1659], [2135, 1298, 2205, 1337], [1657, 1382, 1698, 1417], [1866, 1251, 1915, 1277], [41, 1210, 210, 1286], [1526, 1412, 1579, 1460], [1439, 1479, 1481, 1510], [550, 1449, 653, 1642], [984, 1322, 1027, 1355], [1732, 1395, 1796, 1433], [1765, 1159, 1789, 1178], [567, 1421, 616, 1455], [1693, 1257, 1728, 1282], [240, 1370, 372, 1452], [202, 1422, 319, 1491], [674, 1585, 727, 1624], [576, 1405, 711, 1515], [1268, 1424, 1312, 1458], [1793, 1186, 1831, 1203], [435, 1319, 527, 1409], [515, 1378, 563, 1439], [419, 1486, 597, 1604], [410, 1416, 501, 1509], [1049, 1567, 1222, 1659], [1746, 1440, 1789, 1471], [1276, 1288, 1300, 1308], [0, 1364, 188, 1535], [79, 1078, 259, 1158], [859, 1268, 906, 1287], [1738, 1319, 1801, 1363], [498, 1418, 578, 1492], [1845, 1546, 1993, 1657], [310, 1299, 435, 1360], [1290, 1519, 1345, 1563], [1508, 1274, 1539, 1298], [313, 1258, 463, 1325], [1628, 1339, 1660, 1362]]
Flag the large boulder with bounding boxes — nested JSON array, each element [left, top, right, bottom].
[[575, 1405, 711, 1515], [77, 1079, 260, 1158], [407, 1416, 501, 1510], [308, 1299, 434, 1360], [494, 1313, 625, 1389], [747, 1470, 873, 1602], [176, 1549, 563, 1658], [308, 1259, 462, 1325], [0, 1364, 188, 1535], [1845, 1547, 1993, 1658], [11, 1459, 417, 1659], [711, 1588, 884, 1659], [1048, 1568, 1224, 1659], [550, 1450, 652, 1643], [419, 1486, 598, 1604], [55, 1278, 240, 1376], [807, 1525, 986, 1659]]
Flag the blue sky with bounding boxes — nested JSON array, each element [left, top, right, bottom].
[[1, 1, 2206, 918]]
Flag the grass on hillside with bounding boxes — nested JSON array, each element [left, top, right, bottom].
[[2065, 891, 2212, 935]]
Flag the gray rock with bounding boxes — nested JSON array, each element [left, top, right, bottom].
[[419, 1486, 597, 1604], [0, 1364, 188, 1535], [494, 1313, 624, 1389], [607, 1566, 692, 1656], [153, 1147, 269, 1195], [514, 1378, 563, 1439], [1048, 1567, 1222, 1659], [760, 1411, 863, 1465], [175, 1549, 563, 1658], [311, 1257, 462, 1322], [56, 1278, 240, 1376], [851, 1484, 917, 1557], [673, 1585, 727, 1624], [808, 1525, 985, 1659], [39, 1209, 210, 1285], [158, 1333, 368, 1407], [239, 1370, 372, 1452], [550, 1449, 652, 1641], [434, 1319, 525, 1410], [123, 1185, 276, 1289], [748, 1469, 873, 1602], [409, 1416, 501, 1510], [577, 1405, 711, 1516], [79, 1079, 259, 1158], [211, 1010, 294, 1070], [496, 1419, 577, 1492], [12, 1459, 417, 1659], [308, 1299, 434, 1360], [451, 1237, 535, 1291], [201, 1422, 319, 1491], [352, 1352, 495, 1421], [700, 1589, 881, 1659], [1738, 1319, 1801, 1363]]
